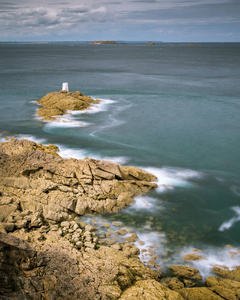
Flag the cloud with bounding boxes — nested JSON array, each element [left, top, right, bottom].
[[0, 0, 239, 41], [0, 3, 111, 36], [124, 1, 240, 26]]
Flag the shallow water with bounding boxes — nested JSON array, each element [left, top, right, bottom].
[[1, 42, 240, 272]]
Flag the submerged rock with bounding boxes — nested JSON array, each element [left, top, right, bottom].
[[182, 254, 207, 261]]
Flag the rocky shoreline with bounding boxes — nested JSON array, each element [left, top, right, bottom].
[[1, 138, 240, 299]]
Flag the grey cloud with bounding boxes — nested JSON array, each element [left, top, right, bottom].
[[102, 2, 122, 5], [0, 2, 20, 10], [0, 2, 17, 5], [126, 1, 240, 24], [131, 0, 158, 2], [0, 3, 111, 33], [64, 7, 89, 13]]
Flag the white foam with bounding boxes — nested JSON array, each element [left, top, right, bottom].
[[57, 144, 129, 164], [179, 246, 240, 279], [78, 214, 166, 267], [127, 196, 157, 211], [219, 206, 240, 231], [0, 134, 46, 145], [58, 145, 87, 160], [231, 185, 240, 197], [71, 99, 116, 115], [43, 114, 91, 128], [89, 101, 132, 137], [35, 98, 116, 128], [144, 166, 202, 193], [135, 231, 166, 265]]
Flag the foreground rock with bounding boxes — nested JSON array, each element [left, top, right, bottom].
[[0, 231, 163, 299], [1, 138, 240, 299], [36, 90, 100, 121], [0, 137, 157, 226]]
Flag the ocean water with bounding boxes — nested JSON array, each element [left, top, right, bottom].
[[1, 42, 240, 272]]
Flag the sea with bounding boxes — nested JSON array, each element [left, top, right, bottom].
[[1, 42, 240, 276]]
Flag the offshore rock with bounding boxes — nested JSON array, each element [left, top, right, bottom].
[[36, 90, 100, 121], [0, 137, 157, 224]]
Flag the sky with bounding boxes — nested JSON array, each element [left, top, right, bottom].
[[0, 0, 240, 42]]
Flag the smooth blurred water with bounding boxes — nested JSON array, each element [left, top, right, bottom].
[[1, 42, 240, 263]]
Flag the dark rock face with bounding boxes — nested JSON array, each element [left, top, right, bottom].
[[0, 232, 39, 299], [0, 232, 161, 300]]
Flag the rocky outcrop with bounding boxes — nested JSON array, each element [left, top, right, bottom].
[[36, 90, 100, 121], [0, 137, 157, 225], [2, 137, 240, 299]]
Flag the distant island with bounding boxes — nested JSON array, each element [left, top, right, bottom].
[[90, 41, 119, 45]]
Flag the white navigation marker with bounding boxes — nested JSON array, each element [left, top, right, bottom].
[[62, 82, 69, 91]]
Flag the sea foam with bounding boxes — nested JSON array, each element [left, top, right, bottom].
[[179, 246, 240, 279], [57, 144, 129, 164], [71, 98, 116, 115], [219, 206, 240, 231], [144, 166, 202, 193]]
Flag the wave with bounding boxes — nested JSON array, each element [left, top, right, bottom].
[[89, 101, 133, 137], [43, 115, 91, 128], [57, 144, 129, 165], [0, 133, 47, 144], [126, 196, 157, 211], [219, 206, 240, 231], [71, 98, 117, 115], [179, 246, 240, 279], [35, 98, 116, 129], [144, 166, 203, 193], [231, 185, 240, 197]]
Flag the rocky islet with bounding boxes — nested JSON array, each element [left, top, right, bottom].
[[36, 90, 100, 121]]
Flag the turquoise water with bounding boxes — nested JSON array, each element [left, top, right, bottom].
[[1, 43, 240, 267]]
